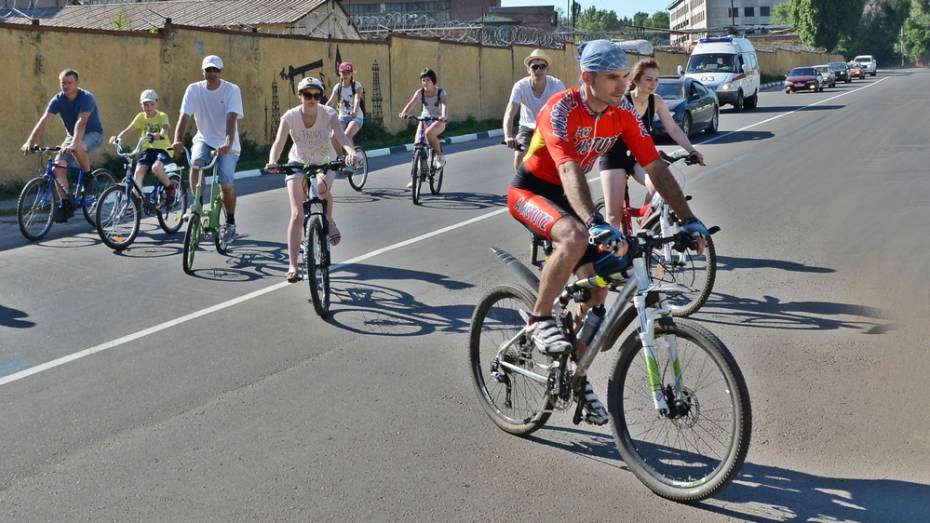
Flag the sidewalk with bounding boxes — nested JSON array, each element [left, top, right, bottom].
[[0, 128, 506, 212]]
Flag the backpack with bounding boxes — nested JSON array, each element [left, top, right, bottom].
[[420, 87, 444, 108], [350, 81, 366, 115]]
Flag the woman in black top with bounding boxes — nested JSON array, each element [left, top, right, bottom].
[[598, 59, 704, 229]]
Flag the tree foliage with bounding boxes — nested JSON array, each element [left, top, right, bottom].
[[903, 0, 930, 61], [780, 0, 868, 50], [574, 7, 671, 32], [839, 0, 910, 63]]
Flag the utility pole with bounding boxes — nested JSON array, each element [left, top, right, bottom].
[[730, 0, 736, 26], [900, 24, 905, 67]]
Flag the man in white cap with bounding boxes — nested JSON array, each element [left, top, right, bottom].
[[173, 54, 244, 241], [502, 49, 564, 172], [506, 40, 709, 425]]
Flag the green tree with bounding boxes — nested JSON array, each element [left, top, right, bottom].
[[839, 0, 910, 63], [632, 11, 650, 27], [772, 3, 795, 24], [650, 10, 670, 29], [575, 6, 621, 32], [780, 0, 867, 50], [903, 0, 930, 61]]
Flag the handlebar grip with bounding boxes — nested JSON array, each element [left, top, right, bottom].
[[707, 226, 720, 235]]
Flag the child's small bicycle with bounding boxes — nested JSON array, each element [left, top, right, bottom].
[[16, 146, 115, 241], [181, 151, 230, 275], [95, 138, 188, 251]]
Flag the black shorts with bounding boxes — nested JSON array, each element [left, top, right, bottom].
[[509, 167, 600, 267], [599, 138, 636, 174], [137, 149, 173, 167], [515, 125, 535, 150]]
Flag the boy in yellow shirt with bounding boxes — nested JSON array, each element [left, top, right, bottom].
[[110, 89, 176, 204]]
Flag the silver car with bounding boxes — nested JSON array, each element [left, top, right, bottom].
[[814, 65, 836, 88]]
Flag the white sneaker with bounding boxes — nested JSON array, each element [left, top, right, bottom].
[[433, 155, 446, 170], [525, 318, 572, 355]]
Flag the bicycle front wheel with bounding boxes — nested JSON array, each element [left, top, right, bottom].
[[607, 319, 751, 502], [648, 220, 716, 317], [346, 146, 368, 191], [182, 212, 202, 275], [96, 184, 141, 251], [213, 206, 230, 255], [157, 175, 188, 234], [17, 177, 57, 241], [304, 216, 331, 317], [81, 168, 116, 227], [469, 285, 553, 436]]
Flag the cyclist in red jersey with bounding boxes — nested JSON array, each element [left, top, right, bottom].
[[507, 40, 709, 425]]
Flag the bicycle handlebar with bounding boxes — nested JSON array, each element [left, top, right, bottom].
[[402, 115, 444, 122], [660, 150, 701, 166], [261, 160, 346, 176], [28, 146, 62, 154], [501, 140, 527, 152]]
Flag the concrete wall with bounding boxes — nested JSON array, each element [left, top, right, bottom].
[[757, 48, 845, 77], [1, 21, 845, 185]]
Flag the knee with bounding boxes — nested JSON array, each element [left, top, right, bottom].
[[290, 209, 302, 225], [552, 219, 587, 254]]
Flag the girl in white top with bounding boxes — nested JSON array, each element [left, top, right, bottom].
[[327, 61, 364, 153], [502, 49, 565, 171], [267, 77, 356, 283]]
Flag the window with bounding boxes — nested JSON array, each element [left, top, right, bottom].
[[760, 6, 771, 17], [728, 7, 739, 18], [744, 7, 754, 17]]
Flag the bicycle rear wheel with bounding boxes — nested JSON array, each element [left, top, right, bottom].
[[411, 149, 424, 205], [96, 184, 141, 251], [157, 175, 188, 234], [81, 168, 116, 228], [606, 319, 750, 502], [182, 212, 202, 275], [469, 285, 553, 435], [346, 146, 368, 191], [647, 219, 716, 317], [17, 177, 57, 241], [305, 215, 331, 317]]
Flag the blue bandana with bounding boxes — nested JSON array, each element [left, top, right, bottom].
[[578, 40, 629, 72]]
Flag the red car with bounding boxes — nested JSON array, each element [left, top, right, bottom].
[[784, 67, 823, 93], [849, 62, 865, 79]]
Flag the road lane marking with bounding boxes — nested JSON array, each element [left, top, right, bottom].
[[0, 78, 892, 387]]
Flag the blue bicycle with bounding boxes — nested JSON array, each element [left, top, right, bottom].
[[16, 146, 116, 241], [95, 138, 188, 251]]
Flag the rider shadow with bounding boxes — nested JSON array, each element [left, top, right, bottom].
[[0, 305, 36, 329], [695, 291, 892, 333], [183, 236, 289, 281], [748, 104, 845, 114], [112, 225, 185, 258], [325, 263, 474, 337], [529, 426, 930, 521], [715, 255, 835, 274], [417, 191, 507, 211], [700, 130, 775, 145]]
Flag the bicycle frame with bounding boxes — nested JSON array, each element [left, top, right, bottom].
[[190, 154, 221, 231], [41, 156, 87, 206], [302, 170, 329, 228]]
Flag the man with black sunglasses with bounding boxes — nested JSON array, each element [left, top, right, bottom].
[[502, 49, 564, 172], [173, 54, 244, 242]]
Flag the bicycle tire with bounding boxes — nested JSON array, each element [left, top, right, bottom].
[[182, 212, 201, 275], [346, 146, 369, 191], [606, 319, 751, 502], [156, 175, 188, 234], [81, 168, 116, 228], [96, 183, 141, 251], [429, 154, 443, 195], [305, 215, 330, 317], [213, 205, 230, 255], [16, 177, 57, 242], [646, 218, 716, 317], [469, 285, 553, 436], [411, 149, 424, 205]]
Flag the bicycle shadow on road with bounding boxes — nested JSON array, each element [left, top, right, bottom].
[[324, 263, 474, 337], [528, 426, 930, 521], [698, 130, 776, 145], [695, 291, 892, 333], [716, 255, 835, 274], [335, 188, 506, 211], [746, 104, 845, 114], [183, 236, 289, 281], [0, 305, 36, 329]]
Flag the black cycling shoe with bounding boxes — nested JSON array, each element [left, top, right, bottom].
[[581, 382, 609, 425]]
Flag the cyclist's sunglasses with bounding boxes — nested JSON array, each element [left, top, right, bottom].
[[204, 67, 221, 73], [300, 90, 323, 100], [530, 62, 548, 71]]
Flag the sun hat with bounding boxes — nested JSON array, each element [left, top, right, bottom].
[[523, 49, 552, 68]]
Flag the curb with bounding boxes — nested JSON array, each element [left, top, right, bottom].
[[761, 81, 783, 90]]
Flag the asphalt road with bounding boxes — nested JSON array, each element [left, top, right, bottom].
[[2, 70, 929, 522]]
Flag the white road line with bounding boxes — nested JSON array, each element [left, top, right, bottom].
[[0, 77, 891, 387]]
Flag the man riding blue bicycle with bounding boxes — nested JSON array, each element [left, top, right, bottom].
[[506, 40, 709, 425]]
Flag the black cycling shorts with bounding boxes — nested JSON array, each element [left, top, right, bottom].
[[598, 138, 636, 174]]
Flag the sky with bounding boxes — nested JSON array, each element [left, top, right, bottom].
[[499, 0, 671, 20]]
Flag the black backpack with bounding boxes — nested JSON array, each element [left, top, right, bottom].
[[350, 81, 366, 115]]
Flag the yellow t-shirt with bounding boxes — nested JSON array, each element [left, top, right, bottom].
[[131, 111, 172, 156]]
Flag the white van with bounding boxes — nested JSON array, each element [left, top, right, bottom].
[[680, 37, 761, 112]]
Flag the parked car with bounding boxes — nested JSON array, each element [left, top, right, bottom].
[[680, 36, 760, 112], [651, 77, 719, 137], [848, 62, 865, 79], [814, 65, 836, 88], [853, 54, 877, 76], [784, 67, 823, 93], [829, 61, 851, 83]]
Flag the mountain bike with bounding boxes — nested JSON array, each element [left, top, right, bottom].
[[594, 150, 717, 317], [469, 228, 750, 502], [262, 159, 346, 318], [95, 138, 188, 251], [403, 115, 444, 205], [181, 151, 231, 275], [16, 146, 115, 241]]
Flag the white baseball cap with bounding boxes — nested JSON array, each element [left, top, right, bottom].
[[202, 55, 224, 70], [139, 89, 158, 103], [297, 77, 324, 93]]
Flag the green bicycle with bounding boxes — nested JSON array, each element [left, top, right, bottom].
[[182, 150, 231, 275]]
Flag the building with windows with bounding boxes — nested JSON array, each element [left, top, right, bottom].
[[668, 0, 788, 44], [339, 0, 499, 22]]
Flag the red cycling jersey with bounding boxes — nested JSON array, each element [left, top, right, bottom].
[[522, 87, 660, 185]]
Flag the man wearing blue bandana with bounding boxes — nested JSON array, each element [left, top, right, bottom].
[[507, 40, 709, 425]]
